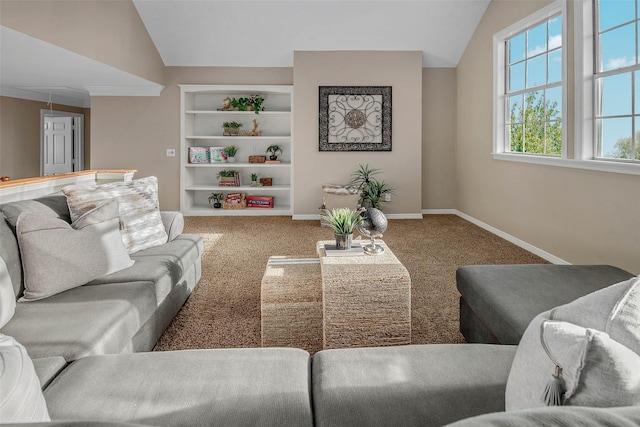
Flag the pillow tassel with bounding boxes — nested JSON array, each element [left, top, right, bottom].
[[542, 365, 566, 406]]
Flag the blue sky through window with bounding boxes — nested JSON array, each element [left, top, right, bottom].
[[597, 0, 638, 159]]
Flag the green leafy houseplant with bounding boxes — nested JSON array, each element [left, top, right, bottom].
[[222, 121, 243, 129], [266, 144, 283, 160], [349, 164, 394, 210], [321, 207, 362, 235], [230, 95, 264, 114], [225, 145, 238, 157], [208, 192, 224, 208], [216, 170, 237, 179]]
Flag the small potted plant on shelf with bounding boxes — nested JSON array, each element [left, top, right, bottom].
[[230, 95, 264, 114], [217, 170, 238, 186], [266, 144, 283, 161], [222, 121, 243, 136], [251, 173, 259, 187], [321, 207, 363, 250], [225, 145, 238, 162], [208, 192, 224, 209]]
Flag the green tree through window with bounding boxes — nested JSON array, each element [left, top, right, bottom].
[[509, 91, 562, 155], [608, 132, 640, 160]]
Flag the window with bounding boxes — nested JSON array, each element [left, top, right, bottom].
[[594, 0, 640, 162], [493, 1, 566, 159]]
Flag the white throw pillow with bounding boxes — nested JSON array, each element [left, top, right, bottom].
[[63, 176, 168, 254], [0, 257, 16, 328], [0, 334, 50, 423], [17, 200, 134, 301], [506, 276, 640, 411]]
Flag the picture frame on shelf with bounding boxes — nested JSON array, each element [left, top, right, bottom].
[[318, 86, 392, 152]]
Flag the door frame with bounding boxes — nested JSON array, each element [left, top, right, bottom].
[[40, 110, 84, 176]]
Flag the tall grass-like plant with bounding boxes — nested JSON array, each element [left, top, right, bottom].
[[349, 164, 394, 210], [321, 207, 362, 235]]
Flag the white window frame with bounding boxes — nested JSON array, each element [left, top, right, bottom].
[[575, 0, 640, 175], [493, 0, 640, 176], [493, 1, 568, 163]]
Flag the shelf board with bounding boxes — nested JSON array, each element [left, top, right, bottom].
[[186, 162, 290, 168], [185, 184, 290, 191], [185, 110, 290, 116], [184, 206, 292, 216], [186, 135, 290, 140]]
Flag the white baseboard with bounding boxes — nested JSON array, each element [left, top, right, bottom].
[[422, 209, 457, 215], [452, 210, 569, 265], [293, 213, 423, 220]]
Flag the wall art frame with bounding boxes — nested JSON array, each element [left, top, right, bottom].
[[319, 86, 392, 151]]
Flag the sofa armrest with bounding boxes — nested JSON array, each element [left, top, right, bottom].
[[32, 356, 67, 390], [160, 211, 184, 241]]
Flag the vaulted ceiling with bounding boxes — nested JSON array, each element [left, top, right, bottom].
[[1, 0, 490, 107]]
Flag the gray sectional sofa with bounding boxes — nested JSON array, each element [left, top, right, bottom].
[[1, 183, 639, 426]]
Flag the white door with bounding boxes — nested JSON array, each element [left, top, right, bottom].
[[43, 116, 74, 176]]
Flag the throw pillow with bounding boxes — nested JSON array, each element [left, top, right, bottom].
[[0, 257, 16, 328], [62, 176, 168, 254], [505, 276, 640, 411], [0, 334, 50, 423], [17, 200, 134, 301]]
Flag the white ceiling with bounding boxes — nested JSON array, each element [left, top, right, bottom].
[[134, 0, 491, 68], [0, 0, 490, 107]]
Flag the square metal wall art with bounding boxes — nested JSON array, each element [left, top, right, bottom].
[[319, 86, 392, 151]]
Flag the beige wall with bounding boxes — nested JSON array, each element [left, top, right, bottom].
[[456, 0, 640, 274], [293, 51, 423, 216], [89, 67, 292, 210], [422, 68, 456, 210], [0, 0, 164, 84], [0, 96, 90, 180]]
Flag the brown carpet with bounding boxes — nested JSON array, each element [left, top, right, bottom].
[[153, 215, 547, 352]]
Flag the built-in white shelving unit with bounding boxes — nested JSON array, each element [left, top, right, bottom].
[[179, 85, 293, 216]]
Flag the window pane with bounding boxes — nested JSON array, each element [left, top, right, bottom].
[[636, 71, 640, 114], [509, 62, 525, 92], [509, 33, 525, 64], [546, 86, 562, 121], [635, 117, 640, 160], [527, 55, 547, 88], [509, 94, 524, 123], [599, 0, 635, 32], [600, 23, 636, 72], [548, 48, 562, 84], [546, 120, 562, 155], [548, 16, 562, 49], [601, 72, 632, 117], [509, 124, 524, 152], [527, 22, 547, 57], [598, 117, 632, 158]]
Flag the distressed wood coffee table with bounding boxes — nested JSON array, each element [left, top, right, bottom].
[[316, 240, 412, 349]]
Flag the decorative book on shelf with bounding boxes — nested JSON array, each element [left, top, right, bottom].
[[218, 172, 241, 187]]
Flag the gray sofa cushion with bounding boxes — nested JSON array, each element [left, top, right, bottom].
[[312, 344, 517, 427], [44, 348, 313, 427], [1, 193, 71, 297], [88, 234, 203, 304], [444, 405, 640, 426], [0, 281, 157, 361], [32, 356, 68, 389], [456, 264, 635, 345]]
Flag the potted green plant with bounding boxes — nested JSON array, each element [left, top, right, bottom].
[[266, 144, 283, 161], [321, 207, 363, 249], [208, 192, 224, 209], [217, 170, 238, 185], [222, 121, 243, 136], [349, 164, 394, 210], [251, 173, 259, 186], [230, 95, 264, 114], [225, 145, 238, 162]]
